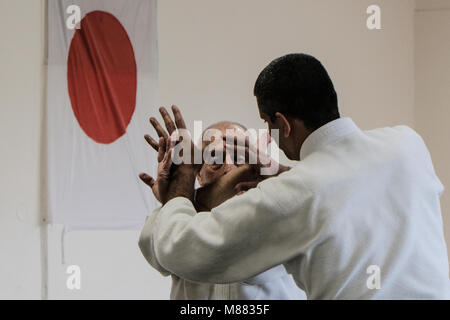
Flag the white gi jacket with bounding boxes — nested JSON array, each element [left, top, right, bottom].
[[139, 118, 450, 299], [140, 206, 307, 300]]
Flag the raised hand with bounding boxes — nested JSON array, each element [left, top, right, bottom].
[[141, 105, 202, 204], [140, 136, 173, 204], [144, 106, 201, 168], [223, 131, 287, 176]]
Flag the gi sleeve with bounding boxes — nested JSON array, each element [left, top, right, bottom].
[[149, 169, 316, 284], [138, 206, 172, 277]]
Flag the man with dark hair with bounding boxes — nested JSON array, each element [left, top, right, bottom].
[[139, 54, 450, 299], [254, 53, 341, 160], [254, 53, 340, 131]]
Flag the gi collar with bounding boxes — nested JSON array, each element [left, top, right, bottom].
[[299, 117, 360, 160]]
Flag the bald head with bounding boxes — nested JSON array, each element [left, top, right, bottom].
[[197, 121, 247, 187], [205, 121, 247, 131]]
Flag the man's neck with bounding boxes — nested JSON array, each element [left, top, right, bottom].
[[166, 166, 198, 203]]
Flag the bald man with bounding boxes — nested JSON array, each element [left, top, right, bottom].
[[139, 121, 306, 300]]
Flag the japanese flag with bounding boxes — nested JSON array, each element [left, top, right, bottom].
[[46, 0, 158, 230]]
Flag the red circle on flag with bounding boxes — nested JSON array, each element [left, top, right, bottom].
[[67, 11, 137, 144]]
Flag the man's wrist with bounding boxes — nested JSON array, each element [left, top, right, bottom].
[[177, 164, 200, 177], [165, 165, 197, 204]]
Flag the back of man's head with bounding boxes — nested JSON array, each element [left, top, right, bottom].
[[254, 53, 340, 131]]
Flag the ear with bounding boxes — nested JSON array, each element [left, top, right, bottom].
[[275, 112, 291, 138]]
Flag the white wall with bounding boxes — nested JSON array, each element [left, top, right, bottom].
[[0, 0, 44, 299], [1, 0, 440, 299], [0, 0, 171, 300], [415, 0, 450, 261], [159, 0, 415, 132]]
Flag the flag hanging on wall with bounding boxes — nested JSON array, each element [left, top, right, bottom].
[[46, 0, 158, 230]]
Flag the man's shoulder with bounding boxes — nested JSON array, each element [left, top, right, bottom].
[[363, 125, 428, 158], [366, 124, 423, 143]]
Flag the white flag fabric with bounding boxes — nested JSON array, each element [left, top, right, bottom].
[[47, 0, 158, 230]]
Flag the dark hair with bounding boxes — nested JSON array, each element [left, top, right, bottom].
[[254, 53, 340, 130]]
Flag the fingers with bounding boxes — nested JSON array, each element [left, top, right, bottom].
[[159, 107, 177, 134], [163, 147, 173, 171], [163, 137, 175, 169], [150, 105, 186, 141], [139, 173, 155, 188], [223, 133, 250, 146], [223, 135, 251, 153], [223, 134, 270, 166], [145, 134, 159, 152], [167, 133, 176, 150], [225, 143, 251, 164], [234, 181, 259, 194], [157, 137, 166, 163], [172, 105, 187, 129], [147, 105, 192, 167], [150, 117, 169, 140]]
